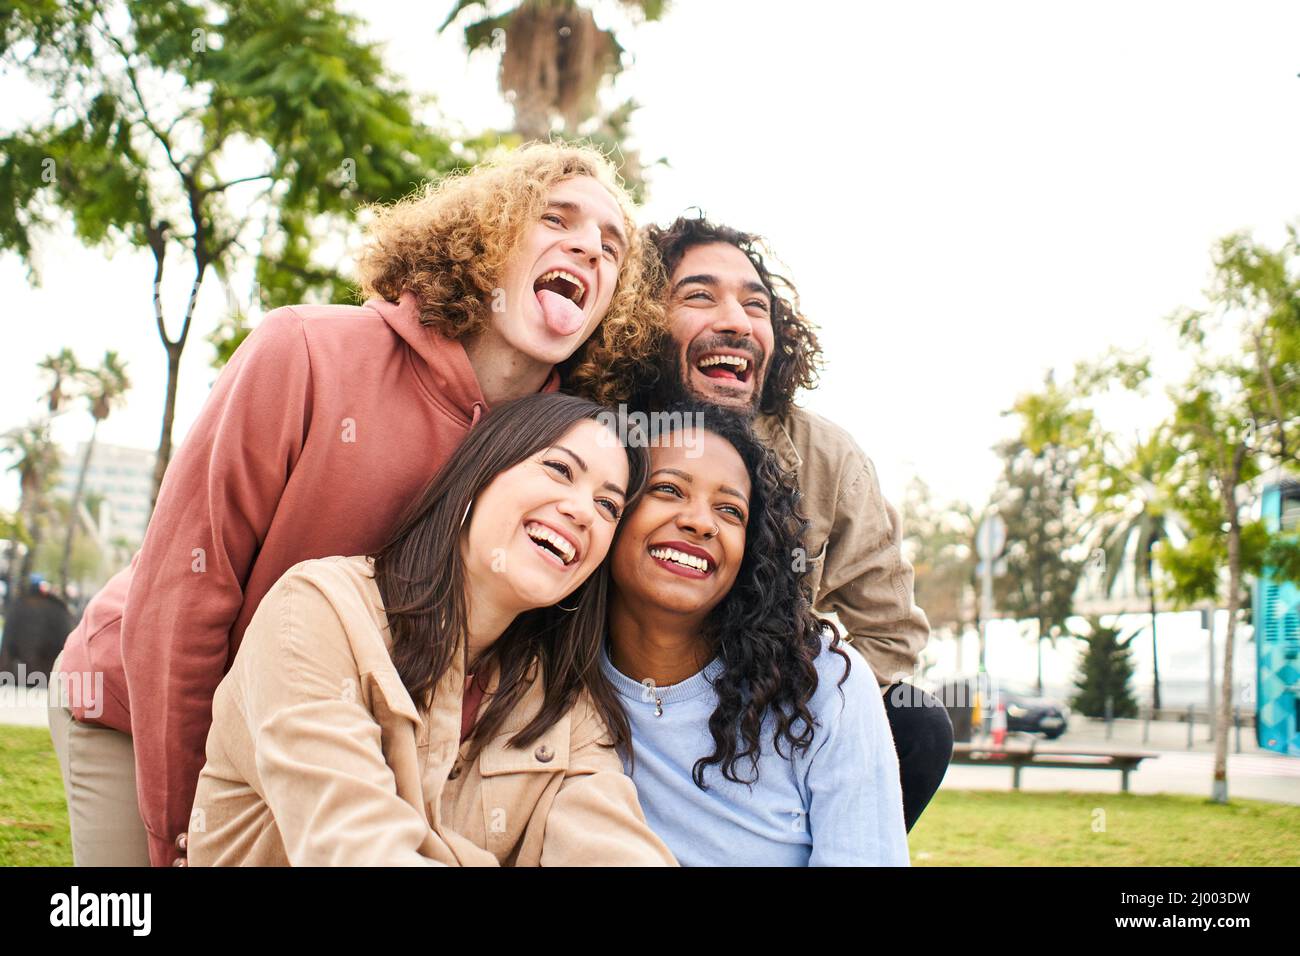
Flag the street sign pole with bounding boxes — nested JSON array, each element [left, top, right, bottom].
[[975, 513, 1006, 672], [975, 513, 1007, 737]]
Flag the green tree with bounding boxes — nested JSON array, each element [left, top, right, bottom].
[[59, 350, 130, 597], [0, 506, 31, 609], [36, 348, 82, 416], [1065, 354, 1185, 712], [996, 374, 1087, 695], [36, 496, 105, 597], [1153, 227, 1300, 804], [1082, 427, 1182, 711], [1069, 616, 1140, 719], [1, 421, 61, 607], [1, 0, 468, 510], [902, 477, 977, 642]]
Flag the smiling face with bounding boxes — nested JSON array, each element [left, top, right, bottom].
[[610, 427, 751, 621], [666, 243, 776, 413], [462, 418, 630, 613], [494, 175, 630, 367]]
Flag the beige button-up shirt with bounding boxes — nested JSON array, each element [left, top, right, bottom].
[[753, 406, 931, 688], [188, 554, 676, 866]]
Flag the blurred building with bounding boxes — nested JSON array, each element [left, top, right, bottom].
[[55, 442, 155, 547]]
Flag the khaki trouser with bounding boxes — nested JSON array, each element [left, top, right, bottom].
[[47, 650, 152, 866]]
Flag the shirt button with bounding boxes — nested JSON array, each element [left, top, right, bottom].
[[534, 745, 554, 763]]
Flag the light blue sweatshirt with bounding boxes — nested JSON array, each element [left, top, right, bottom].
[[600, 637, 911, 866]]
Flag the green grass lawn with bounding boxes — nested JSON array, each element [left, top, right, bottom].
[[909, 787, 1300, 866], [2, 722, 1298, 866], [1, 724, 72, 866]]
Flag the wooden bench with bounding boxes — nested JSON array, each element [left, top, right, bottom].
[[951, 740, 1159, 792]]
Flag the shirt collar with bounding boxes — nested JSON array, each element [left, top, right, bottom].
[[599, 640, 725, 704]]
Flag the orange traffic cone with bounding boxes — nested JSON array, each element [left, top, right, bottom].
[[992, 699, 1008, 748]]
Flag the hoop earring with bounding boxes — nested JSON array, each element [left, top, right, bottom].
[[556, 586, 585, 612], [460, 498, 473, 529]]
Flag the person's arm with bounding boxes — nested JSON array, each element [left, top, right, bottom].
[[538, 701, 677, 867], [804, 648, 910, 866], [815, 452, 930, 691], [232, 568, 448, 866], [119, 306, 314, 866]]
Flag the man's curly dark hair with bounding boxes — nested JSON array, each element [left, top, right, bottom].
[[615, 400, 851, 788], [641, 213, 824, 421]]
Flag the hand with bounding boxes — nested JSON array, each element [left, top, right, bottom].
[[172, 832, 189, 867]]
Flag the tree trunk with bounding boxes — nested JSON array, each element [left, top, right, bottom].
[[512, 95, 552, 141], [59, 422, 99, 598], [1212, 520, 1241, 804], [3, 536, 16, 615], [149, 343, 183, 520], [1149, 584, 1161, 712]]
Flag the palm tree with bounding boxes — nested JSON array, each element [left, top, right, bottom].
[[1082, 426, 1185, 712], [59, 351, 131, 597], [439, 0, 668, 196], [1, 422, 61, 609], [37, 348, 80, 416]]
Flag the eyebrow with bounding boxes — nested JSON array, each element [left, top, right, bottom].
[[551, 445, 627, 498], [670, 273, 771, 302], [650, 467, 750, 505], [546, 200, 628, 253]]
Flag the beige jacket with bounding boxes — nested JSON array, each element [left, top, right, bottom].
[[754, 406, 930, 688], [188, 555, 676, 867]]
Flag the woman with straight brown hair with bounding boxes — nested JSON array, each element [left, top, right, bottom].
[[186, 393, 675, 866]]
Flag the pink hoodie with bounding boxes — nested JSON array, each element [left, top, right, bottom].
[[56, 292, 559, 866]]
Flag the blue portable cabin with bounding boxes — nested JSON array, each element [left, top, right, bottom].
[[1253, 479, 1300, 756]]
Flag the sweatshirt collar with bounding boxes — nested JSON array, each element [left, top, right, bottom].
[[599, 640, 725, 705], [367, 291, 561, 427]]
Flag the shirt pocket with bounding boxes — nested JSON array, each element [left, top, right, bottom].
[[476, 728, 571, 861], [477, 729, 571, 776]]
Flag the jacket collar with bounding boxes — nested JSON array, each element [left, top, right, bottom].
[[752, 411, 802, 474], [367, 291, 562, 427]]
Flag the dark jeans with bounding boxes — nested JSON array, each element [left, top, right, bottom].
[[881, 682, 954, 832]]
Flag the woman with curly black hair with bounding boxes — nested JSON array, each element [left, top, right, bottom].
[[600, 402, 910, 865]]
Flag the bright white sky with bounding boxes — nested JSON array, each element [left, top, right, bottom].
[[3, 0, 1299, 517]]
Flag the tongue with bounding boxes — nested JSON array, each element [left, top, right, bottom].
[[702, 366, 740, 380], [537, 289, 585, 337]]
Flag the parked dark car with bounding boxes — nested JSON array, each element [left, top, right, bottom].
[[995, 684, 1070, 739], [925, 676, 1071, 741]]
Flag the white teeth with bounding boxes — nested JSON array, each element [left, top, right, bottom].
[[525, 522, 576, 564], [649, 547, 711, 572], [535, 269, 586, 306], [697, 354, 749, 372]]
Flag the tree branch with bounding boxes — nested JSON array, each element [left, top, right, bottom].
[[90, 11, 189, 184], [146, 222, 172, 347], [203, 172, 275, 195]]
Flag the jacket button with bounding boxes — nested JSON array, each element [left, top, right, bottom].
[[449, 762, 462, 780], [534, 745, 554, 763]]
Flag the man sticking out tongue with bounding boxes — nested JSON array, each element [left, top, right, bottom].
[[535, 268, 590, 337]]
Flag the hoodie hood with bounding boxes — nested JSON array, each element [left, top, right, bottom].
[[367, 291, 561, 427]]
